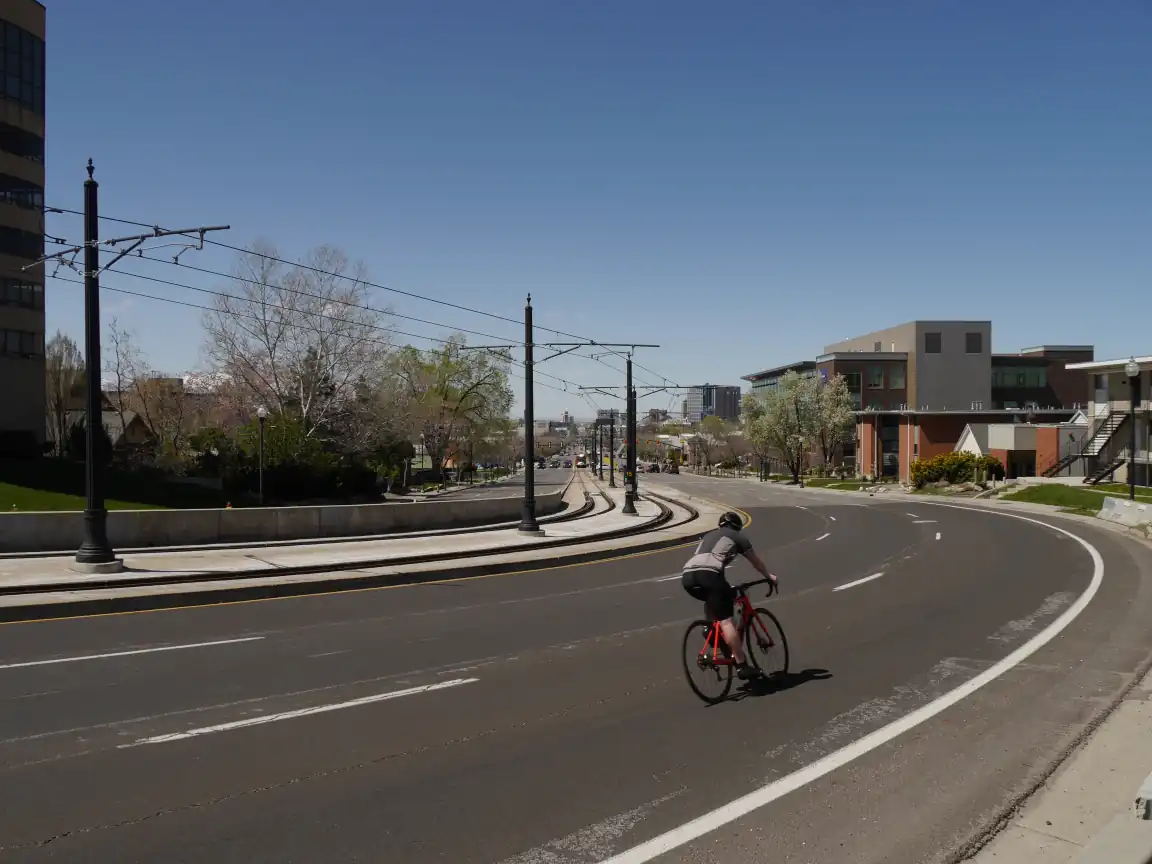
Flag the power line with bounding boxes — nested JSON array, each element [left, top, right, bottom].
[[44, 206, 680, 385], [39, 271, 576, 397], [35, 245, 589, 393], [40, 236, 651, 388]]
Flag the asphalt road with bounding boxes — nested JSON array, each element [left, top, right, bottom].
[[1, 475, 1150, 862]]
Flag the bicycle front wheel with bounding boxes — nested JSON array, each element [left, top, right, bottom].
[[682, 620, 733, 704], [745, 607, 789, 677]]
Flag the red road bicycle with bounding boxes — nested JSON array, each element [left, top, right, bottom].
[[682, 577, 789, 704]]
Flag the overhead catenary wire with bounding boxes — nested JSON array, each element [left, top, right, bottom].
[[44, 206, 678, 386], [38, 271, 577, 397], [41, 236, 654, 389], [32, 250, 590, 394]]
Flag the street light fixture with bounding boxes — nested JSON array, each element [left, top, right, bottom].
[[256, 406, 267, 506], [1125, 357, 1140, 501]]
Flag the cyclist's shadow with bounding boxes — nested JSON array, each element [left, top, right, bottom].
[[730, 668, 833, 701]]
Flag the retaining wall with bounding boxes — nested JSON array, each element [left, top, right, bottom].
[[0, 487, 566, 554]]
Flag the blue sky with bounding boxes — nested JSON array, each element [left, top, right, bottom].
[[45, 1, 1152, 419]]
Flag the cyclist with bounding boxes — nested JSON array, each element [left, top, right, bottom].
[[681, 511, 777, 680]]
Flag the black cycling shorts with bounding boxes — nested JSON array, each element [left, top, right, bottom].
[[681, 568, 735, 622]]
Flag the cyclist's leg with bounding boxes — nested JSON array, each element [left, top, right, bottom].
[[703, 576, 747, 666]]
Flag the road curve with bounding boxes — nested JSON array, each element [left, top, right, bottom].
[[0, 478, 1149, 863]]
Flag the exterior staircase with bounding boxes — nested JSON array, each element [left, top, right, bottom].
[[1042, 451, 1080, 478], [1083, 411, 1125, 457], [1085, 456, 1125, 486]]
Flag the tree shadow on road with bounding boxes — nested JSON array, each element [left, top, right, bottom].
[[730, 667, 833, 701]]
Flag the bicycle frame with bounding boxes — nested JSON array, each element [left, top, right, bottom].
[[699, 590, 771, 668]]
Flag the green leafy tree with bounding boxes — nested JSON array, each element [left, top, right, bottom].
[[745, 371, 820, 484], [814, 374, 857, 468], [392, 337, 514, 481]]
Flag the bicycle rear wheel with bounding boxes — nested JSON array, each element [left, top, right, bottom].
[[745, 607, 789, 677], [682, 620, 733, 704]]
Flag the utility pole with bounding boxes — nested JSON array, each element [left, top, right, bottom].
[[519, 296, 542, 534], [597, 422, 605, 480], [608, 409, 617, 487], [579, 344, 664, 516], [33, 161, 229, 572]]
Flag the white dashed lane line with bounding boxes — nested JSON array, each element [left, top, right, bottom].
[[815, 533, 831, 542], [832, 572, 885, 592], [913, 520, 937, 524]]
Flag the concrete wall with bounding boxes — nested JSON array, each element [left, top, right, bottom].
[[0, 486, 569, 554]]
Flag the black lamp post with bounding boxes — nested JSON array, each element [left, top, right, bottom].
[[1126, 357, 1140, 501], [256, 406, 267, 506], [74, 160, 122, 573]]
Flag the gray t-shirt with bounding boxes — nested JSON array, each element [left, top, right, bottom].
[[683, 526, 753, 574]]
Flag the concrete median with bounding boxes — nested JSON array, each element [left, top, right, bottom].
[[0, 486, 568, 554]]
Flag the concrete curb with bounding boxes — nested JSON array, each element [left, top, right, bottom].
[[0, 497, 711, 622]]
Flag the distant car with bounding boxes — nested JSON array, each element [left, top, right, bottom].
[[564, 459, 572, 468], [576, 460, 587, 468], [647, 463, 660, 473], [550, 460, 560, 468]]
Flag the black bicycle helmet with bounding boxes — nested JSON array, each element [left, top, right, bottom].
[[718, 511, 744, 530]]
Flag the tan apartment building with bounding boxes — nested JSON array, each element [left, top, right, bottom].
[[0, 0, 45, 456]]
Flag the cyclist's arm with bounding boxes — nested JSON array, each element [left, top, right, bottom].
[[743, 549, 776, 583]]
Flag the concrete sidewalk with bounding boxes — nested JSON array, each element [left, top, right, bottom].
[[970, 667, 1152, 862]]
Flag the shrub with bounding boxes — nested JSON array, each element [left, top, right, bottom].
[[910, 452, 1006, 488]]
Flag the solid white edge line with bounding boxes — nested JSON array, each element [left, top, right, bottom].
[[815, 533, 831, 542], [654, 574, 682, 582], [0, 637, 266, 670], [600, 508, 1105, 864], [832, 572, 884, 591], [122, 677, 480, 746]]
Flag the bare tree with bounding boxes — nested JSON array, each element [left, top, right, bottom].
[[106, 320, 203, 468], [45, 331, 83, 455], [202, 243, 394, 440], [105, 318, 139, 442]]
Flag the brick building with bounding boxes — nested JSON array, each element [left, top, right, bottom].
[[743, 321, 1093, 482]]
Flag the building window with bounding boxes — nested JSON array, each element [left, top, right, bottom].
[[867, 400, 884, 411], [0, 122, 42, 162], [850, 391, 862, 409], [873, 341, 882, 352], [992, 366, 1048, 388], [0, 22, 46, 116], [842, 371, 861, 392], [867, 366, 884, 389], [0, 225, 42, 259], [966, 332, 983, 354], [1, 328, 42, 356], [924, 332, 941, 354], [0, 277, 41, 309], [0, 174, 42, 210], [889, 365, 906, 389]]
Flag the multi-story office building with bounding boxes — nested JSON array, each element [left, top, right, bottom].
[[743, 321, 1092, 481], [0, 0, 45, 455], [684, 383, 741, 423]]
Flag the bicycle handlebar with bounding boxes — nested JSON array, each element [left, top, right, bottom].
[[734, 576, 777, 596]]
